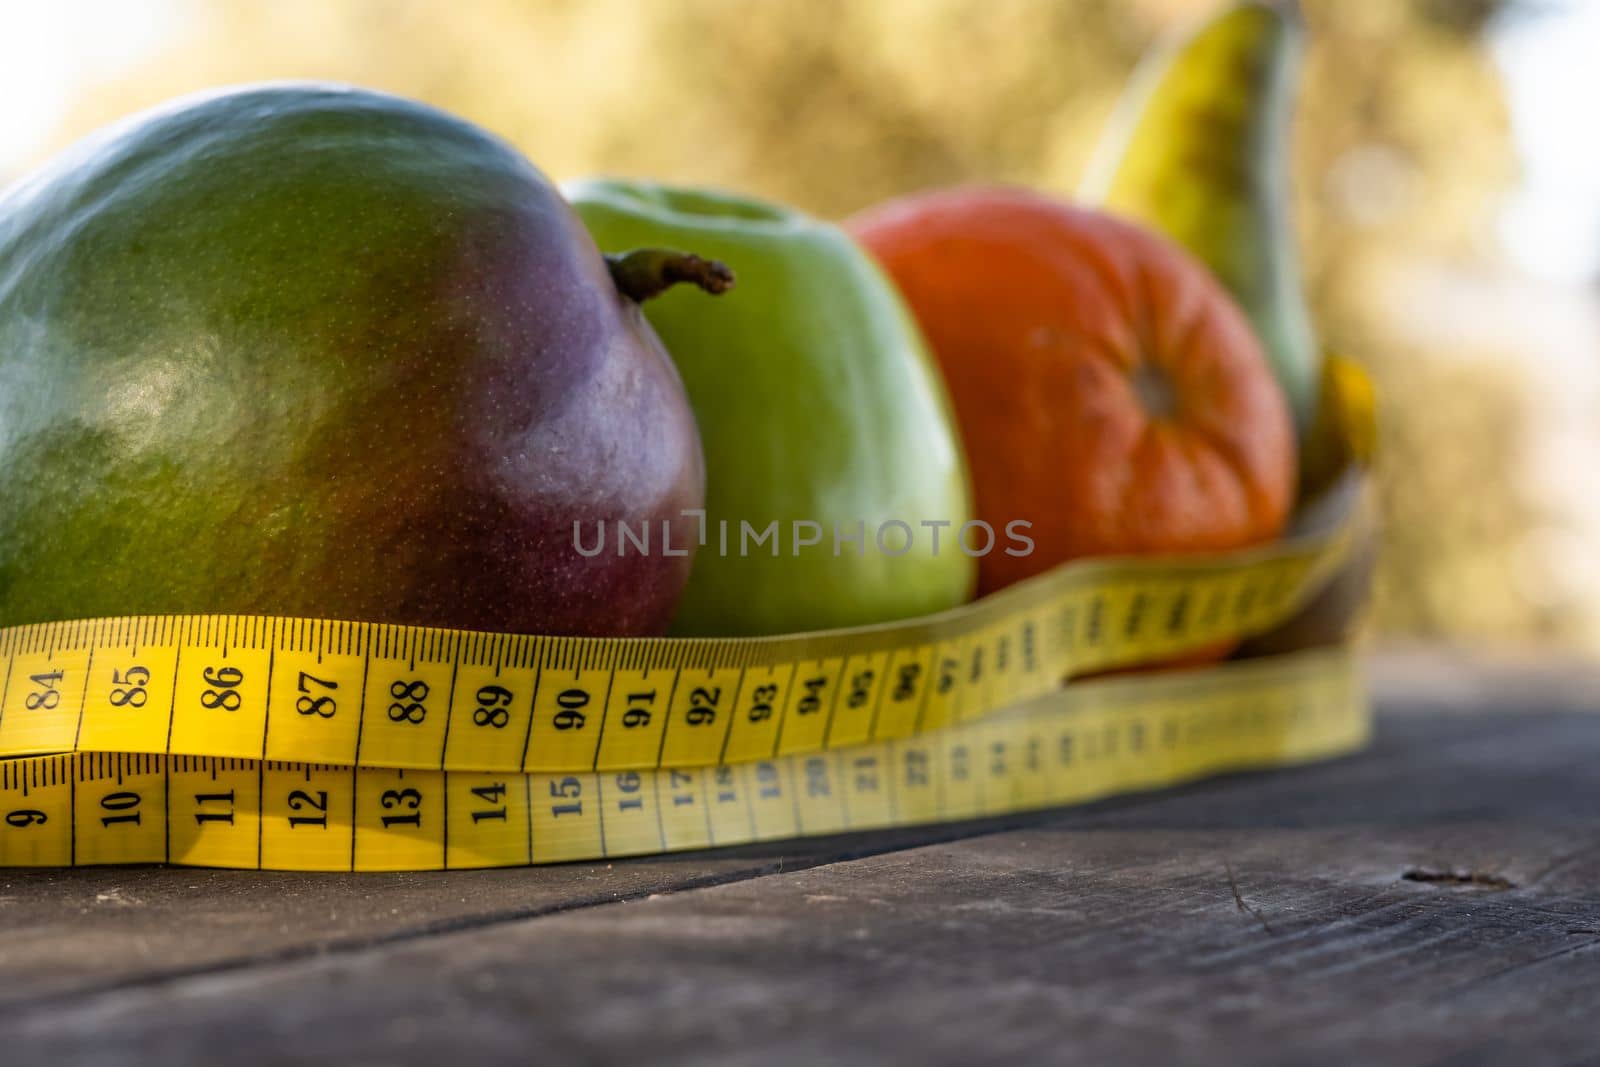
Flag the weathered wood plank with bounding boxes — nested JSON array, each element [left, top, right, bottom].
[[0, 821, 1045, 1008], [0, 653, 1596, 1065]]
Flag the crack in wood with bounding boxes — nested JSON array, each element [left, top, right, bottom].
[[1224, 857, 1276, 935], [1401, 868, 1516, 891]]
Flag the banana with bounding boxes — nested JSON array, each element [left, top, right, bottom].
[[1240, 352, 1379, 654], [1300, 351, 1378, 496], [1082, 1, 1321, 441]]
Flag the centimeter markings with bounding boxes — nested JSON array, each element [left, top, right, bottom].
[[0, 647, 1367, 871], [0, 513, 1353, 774]]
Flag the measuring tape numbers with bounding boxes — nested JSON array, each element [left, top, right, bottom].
[[0, 498, 1369, 870], [0, 647, 1364, 870]]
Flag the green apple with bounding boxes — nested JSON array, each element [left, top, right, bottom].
[[565, 179, 975, 636]]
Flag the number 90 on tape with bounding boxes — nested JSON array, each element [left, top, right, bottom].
[[0, 648, 1365, 871]]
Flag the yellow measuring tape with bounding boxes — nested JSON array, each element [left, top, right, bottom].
[[0, 501, 1369, 871]]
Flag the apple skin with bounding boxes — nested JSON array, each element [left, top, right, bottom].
[[566, 180, 976, 637]]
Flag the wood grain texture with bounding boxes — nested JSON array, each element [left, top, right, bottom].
[[1, 650, 1597, 1066]]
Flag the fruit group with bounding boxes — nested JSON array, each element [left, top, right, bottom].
[[0, 84, 715, 635], [1082, 1, 1320, 439], [566, 179, 975, 636], [849, 186, 1296, 596]]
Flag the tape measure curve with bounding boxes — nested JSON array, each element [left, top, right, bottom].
[[0, 498, 1369, 870], [1, 648, 1365, 870]]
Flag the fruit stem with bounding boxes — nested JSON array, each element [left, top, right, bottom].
[[607, 249, 735, 303]]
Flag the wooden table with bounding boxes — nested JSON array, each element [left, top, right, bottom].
[[1, 649, 1596, 1065]]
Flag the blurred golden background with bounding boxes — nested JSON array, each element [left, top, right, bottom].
[[3, 0, 1595, 653]]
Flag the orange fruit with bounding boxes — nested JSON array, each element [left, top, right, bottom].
[[849, 185, 1295, 598]]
